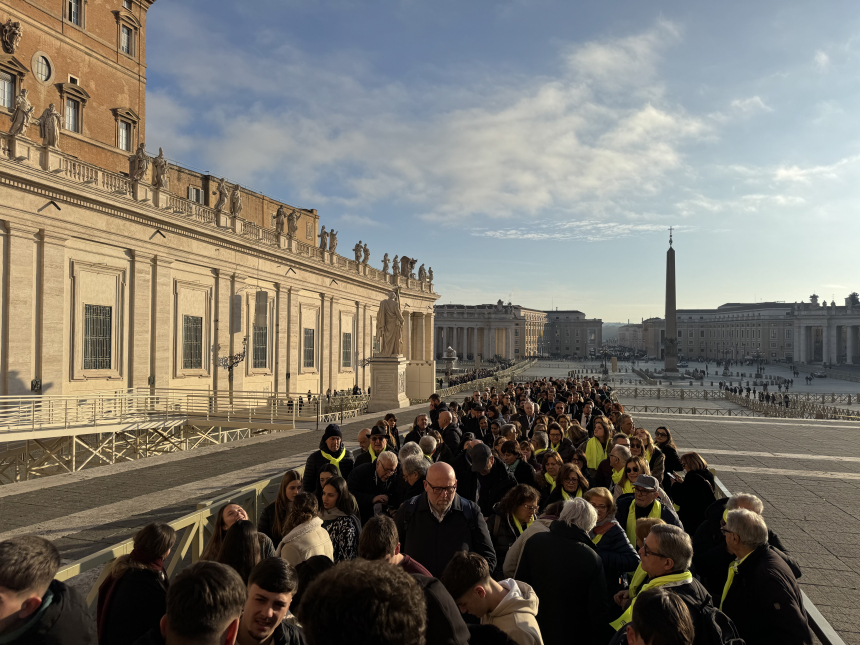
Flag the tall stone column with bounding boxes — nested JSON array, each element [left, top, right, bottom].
[[132, 252, 154, 389], [831, 322, 840, 364], [403, 310, 412, 360], [846, 325, 855, 365], [3, 223, 39, 395], [664, 233, 678, 374], [821, 325, 830, 364], [39, 231, 69, 395], [411, 312, 425, 360], [424, 313, 434, 361]]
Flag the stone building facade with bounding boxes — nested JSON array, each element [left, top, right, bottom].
[[0, 0, 438, 397], [434, 301, 546, 360], [643, 317, 666, 359], [544, 310, 603, 358], [792, 294, 859, 365], [618, 323, 644, 350]]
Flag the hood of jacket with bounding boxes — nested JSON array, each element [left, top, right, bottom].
[[488, 579, 540, 620], [280, 517, 324, 546]]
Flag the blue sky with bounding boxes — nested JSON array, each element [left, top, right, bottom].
[[146, 1, 860, 322]]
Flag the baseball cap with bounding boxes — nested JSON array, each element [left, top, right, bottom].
[[469, 443, 493, 472], [632, 475, 659, 491]]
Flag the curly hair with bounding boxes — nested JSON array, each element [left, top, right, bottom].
[[283, 493, 319, 535], [495, 483, 541, 516], [298, 558, 426, 645]]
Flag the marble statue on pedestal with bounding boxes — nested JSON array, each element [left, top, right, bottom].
[[418, 264, 426, 281], [376, 290, 404, 357], [152, 147, 169, 190], [362, 243, 370, 265], [274, 206, 287, 235], [354, 241, 363, 262], [382, 253, 390, 274], [392, 256, 400, 277], [8, 89, 34, 138], [319, 226, 329, 249], [213, 178, 228, 212], [428, 267, 433, 283], [38, 104, 61, 149], [287, 209, 299, 237], [230, 185, 242, 217], [329, 229, 338, 253], [130, 143, 150, 182], [400, 255, 411, 277]]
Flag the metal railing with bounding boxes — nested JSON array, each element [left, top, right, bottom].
[[620, 405, 758, 417], [722, 391, 860, 421]]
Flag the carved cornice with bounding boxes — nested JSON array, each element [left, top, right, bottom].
[[57, 83, 91, 104], [0, 54, 28, 79], [111, 107, 140, 123]]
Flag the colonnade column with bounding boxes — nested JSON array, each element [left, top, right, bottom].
[[846, 325, 855, 365], [411, 312, 425, 360], [821, 325, 830, 364], [424, 313, 434, 361], [797, 324, 806, 363], [403, 310, 411, 360]]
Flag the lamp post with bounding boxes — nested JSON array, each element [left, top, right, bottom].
[[218, 337, 248, 406]]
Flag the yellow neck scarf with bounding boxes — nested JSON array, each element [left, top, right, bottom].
[[544, 472, 557, 491], [321, 448, 346, 474], [610, 571, 693, 631], [720, 551, 752, 610], [625, 500, 662, 545], [561, 488, 583, 501], [512, 515, 533, 535], [611, 468, 624, 485]]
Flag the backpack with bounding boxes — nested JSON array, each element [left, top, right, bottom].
[[698, 604, 745, 645]]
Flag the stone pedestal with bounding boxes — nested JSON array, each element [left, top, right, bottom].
[[41, 146, 64, 173], [9, 136, 35, 165], [218, 212, 231, 228], [368, 355, 410, 413], [406, 360, 436, 401], [231, 216, 243, 235], [131, 181, 150, 203], [152, 188, 168, 209]]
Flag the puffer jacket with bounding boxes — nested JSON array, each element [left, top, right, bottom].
[[482, 579, 544, 645], [590, 519, 640, 599], [301, 438, 355, 493], [277, 517, 334, 567]]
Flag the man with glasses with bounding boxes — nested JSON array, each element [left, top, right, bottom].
[[609, 524, 712, 636], [355, 425, 391, 467], [347, 451, 399, 525], [593, 439, 630, 490], [615, 475, 682, 546], [394, 462, 496, 578]]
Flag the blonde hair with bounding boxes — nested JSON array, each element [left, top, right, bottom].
[[680, 452, 708, 471], [635, 517, 666, 545]]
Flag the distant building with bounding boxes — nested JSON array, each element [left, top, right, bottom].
[[543, 310, 603, 358], [643, 318, 666, 359], [618, 324, 644, 350], [434, 301, 546, 360]]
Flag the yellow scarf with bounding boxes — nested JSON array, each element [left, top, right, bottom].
[[625, 500, 662, 545], [720, 551, 752, 610], [591, 533, 603, 545], [512, 515, 533, 535], [544, 472, 557, 491], [585, 437, 608, 470], [629, 564, 648, 598], [619, 479, 634, 495], [645, 448, 653, 463], [610, 571, 693, 630], [561, 488, 583, 501], [424, 454, 433, 463], [369, 445, 387, 461], [321, 448, 346, 474], [611, 468, 624, 485], [534, 448, 547, 459]]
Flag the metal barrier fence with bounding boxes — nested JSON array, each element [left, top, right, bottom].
[[621, 405, 758, 417], [53, 464, 845, 644], [722, 391, 860, 421]]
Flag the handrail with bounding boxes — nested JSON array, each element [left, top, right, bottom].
[[711, 476, 845, 645]]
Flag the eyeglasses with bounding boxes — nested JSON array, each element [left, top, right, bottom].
[[626, 467, 639, 474], [564, 476, 579, 483], [590, 504, 608, 511], [427, 484, 457, 495], [642, 542, 668, 559], [380, 466, 397, 475], [523, 504, 539, 512], [720, 528, 736, 536], [655, 432, 668, 437], [633, 488, 654, 495]]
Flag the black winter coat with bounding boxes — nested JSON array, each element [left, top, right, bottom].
[[429, 401, 450, 429], [515, 521, 608, 645], [721, 545, 813, 645], [402, 427, 427, 447], [100, 568, 167, 645], [548, 437, 575, 463], [441, 425, 463, 457], [615, 494, 683, 536], [692, 497, 798, 598], [354, 445, 394, 468], [346, 462, 397, 525], [452, 452, 479, 502], [509, 459, 536, 486], [8, 580, 95, 645], [301, 439, 355, 493], [670, 468, 716, 537], [394, 493, 496, 578], [590, 520, 639, 600], [659, 444, 683, 492], [487, 512, 521, 579], [257, 501, 285, 544], [475, 460, 516, 518]]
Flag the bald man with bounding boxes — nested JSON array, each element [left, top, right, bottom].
[[394, 462, 496, 577], [352, 428, 371, 461]]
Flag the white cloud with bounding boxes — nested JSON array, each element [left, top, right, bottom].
[[473, 220, 682, 242], [339, 214, 380, 227], [814, 50, 830, 71], [146, 13, 705, 226], [730, 96, 773, 115]]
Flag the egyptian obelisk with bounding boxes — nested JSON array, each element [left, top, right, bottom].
[[664, 228, 679, 374]]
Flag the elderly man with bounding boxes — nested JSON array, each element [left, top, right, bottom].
[[355, 425, 391, 467], [352, 428, 371, 460], [617, 414, 635, 436], [720, 510, 812, 645], [610, 524, 712, 636], [302, 423, 355, 492], [515, 499, 607, 645], [403, 413, 430, 446], [530, 431, 549, 462], [347, 451, 399, 525], [692, 492, 800, 598], [594, 441, 631, 490], [616, 475, 682, 546], [438, 411, 463, 457], [512, 401, 538, 438], [419, 435, 437, 462], [394, 462, 496, 578], [398, 455, 430, 503]]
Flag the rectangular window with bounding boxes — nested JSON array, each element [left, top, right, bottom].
[[120, 25, 132, 54], [306, 222, 312, 240], [182, 315, 203, 369], [303, 328, 315, 368], [253, 325, 267, 369], [118, 120, 131, 151], [785, 329, 793, 339], [0, 72, 12, 109], [68, 0, 81, 25], [700, 330, 705, 338], [188, 187, 203, 203], [342, 332, 352, 368], [123, 0, 132, 8], [83, 304, 112, 370], [514, 329, 519, 336], [65, 98, 80, 132], [770, 329, 777, 339], [770, 342, 777, 349]]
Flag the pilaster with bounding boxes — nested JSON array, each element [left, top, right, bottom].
[[152, 256, 173, 388], [131, 251, 154, 389], [38, 231, 69, 395], [230, 273, 247, 393], [4, 223, 39, 395]]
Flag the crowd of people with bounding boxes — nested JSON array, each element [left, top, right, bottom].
[[0, 376, 815, 645], [443, 359, 516, 387]]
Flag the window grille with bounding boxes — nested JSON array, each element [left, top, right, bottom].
[[84, 304, 112, 369], [303, 328, 315, 368], [253, 325, 267, 369], [183, 315, 203, 369], [342, 332, 352, 367]]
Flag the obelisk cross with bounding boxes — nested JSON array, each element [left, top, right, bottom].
[[668, 226, 674, 247]]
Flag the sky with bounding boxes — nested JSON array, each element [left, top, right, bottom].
[[145, 1, 860, 323]]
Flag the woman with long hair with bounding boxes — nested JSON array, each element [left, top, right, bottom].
[[487, 484, 541, 578], [562, 416, 589, 450], [216, 519, 261, 584], [534, 450, 564, 508], [277, 493, 333, 566], [258, 470, 302, 544], [319, 476, 362, 562], [313, 464, 340, 510], [668, 452, 716, 536], [519, 440, 539, 471], [97, 523, 176, 645], [201, 503, 248, 561], [585, 415, 613, 477], [632, 428, 665, 483], [613, 456, 650, 500], [654, 425, 683, 491], [383, 413, 402, 452], [546, 462, 589, 505]]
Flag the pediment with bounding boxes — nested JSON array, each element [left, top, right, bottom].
[[0, 54, 29, 78], [58, 83, 91, 103]]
